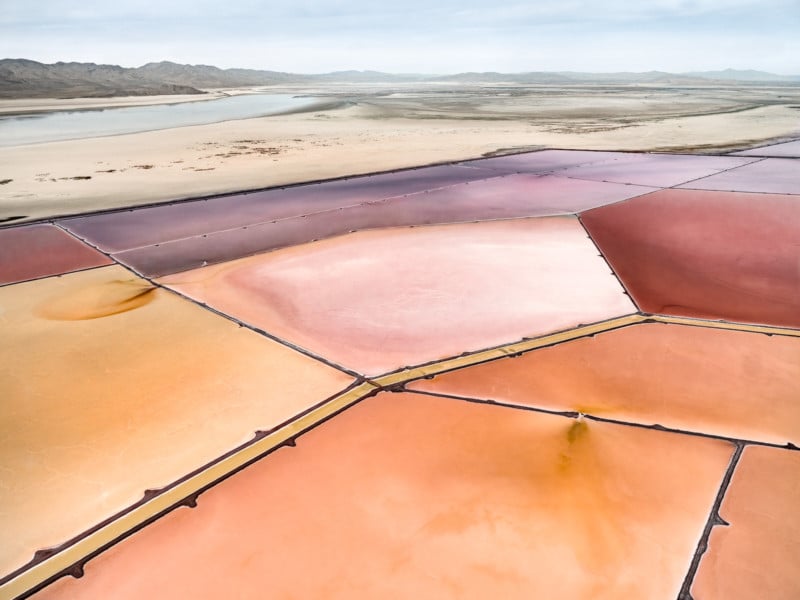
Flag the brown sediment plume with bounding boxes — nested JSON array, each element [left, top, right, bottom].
[[36, 278, 157, 320]]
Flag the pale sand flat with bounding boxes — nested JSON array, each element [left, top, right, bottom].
[[1, 95, 798, 222]]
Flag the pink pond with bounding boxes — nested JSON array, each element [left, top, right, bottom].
[[110, 173, 656, 277], [581, 188, 800, 328], [678, 158, 800, 194], [557, 153, 759, 187], [60, 165, 497, 252], [732, 140, 800, 158], [161, 218, 636, 375], [461, 149, 626, 173], [0, 224, 111, 285]]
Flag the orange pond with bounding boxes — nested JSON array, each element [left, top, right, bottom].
[[3, 145, 799, 600], [410, 322, 800, 446], [692, 446, 800, 600], [35, 392, 734, 600], [0, 265, 353, 575]]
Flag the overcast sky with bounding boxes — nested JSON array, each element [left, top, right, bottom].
[[1, 0, 798, 74]]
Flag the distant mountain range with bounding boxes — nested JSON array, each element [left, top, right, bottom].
[[1, 59, 798, 99], [683, 68, 800, 82]]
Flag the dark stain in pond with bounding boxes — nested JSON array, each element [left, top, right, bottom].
[[37, 279, 158, 321]]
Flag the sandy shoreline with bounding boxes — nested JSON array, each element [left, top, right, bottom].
[[0, 87, 279, 116], [1, 85, 799, 222]]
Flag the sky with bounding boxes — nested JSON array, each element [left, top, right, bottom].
[[1, 0, 799, 74]]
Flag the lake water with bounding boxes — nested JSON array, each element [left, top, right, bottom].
[[0, 94, 317, 147]]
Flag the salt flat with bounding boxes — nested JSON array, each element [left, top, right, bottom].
[[1, 83, 799, 222]]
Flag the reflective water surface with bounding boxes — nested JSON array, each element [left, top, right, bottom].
[[0, 94, 316, 146]]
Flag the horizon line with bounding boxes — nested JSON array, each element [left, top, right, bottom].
[[2, 57, 799, 78]]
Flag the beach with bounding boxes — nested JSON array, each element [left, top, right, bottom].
[[0, 87, 283, 116], [2, 84, 799, 222]]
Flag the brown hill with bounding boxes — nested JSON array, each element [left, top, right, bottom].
[[0, 59, 204, 98], [2, 59, 798, 99]]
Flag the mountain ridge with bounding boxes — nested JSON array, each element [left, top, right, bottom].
[[1, 58, 798, 99]]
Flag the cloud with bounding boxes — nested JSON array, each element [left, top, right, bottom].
[[1, 0, 793, 25], [0, 0, 798, 73]]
